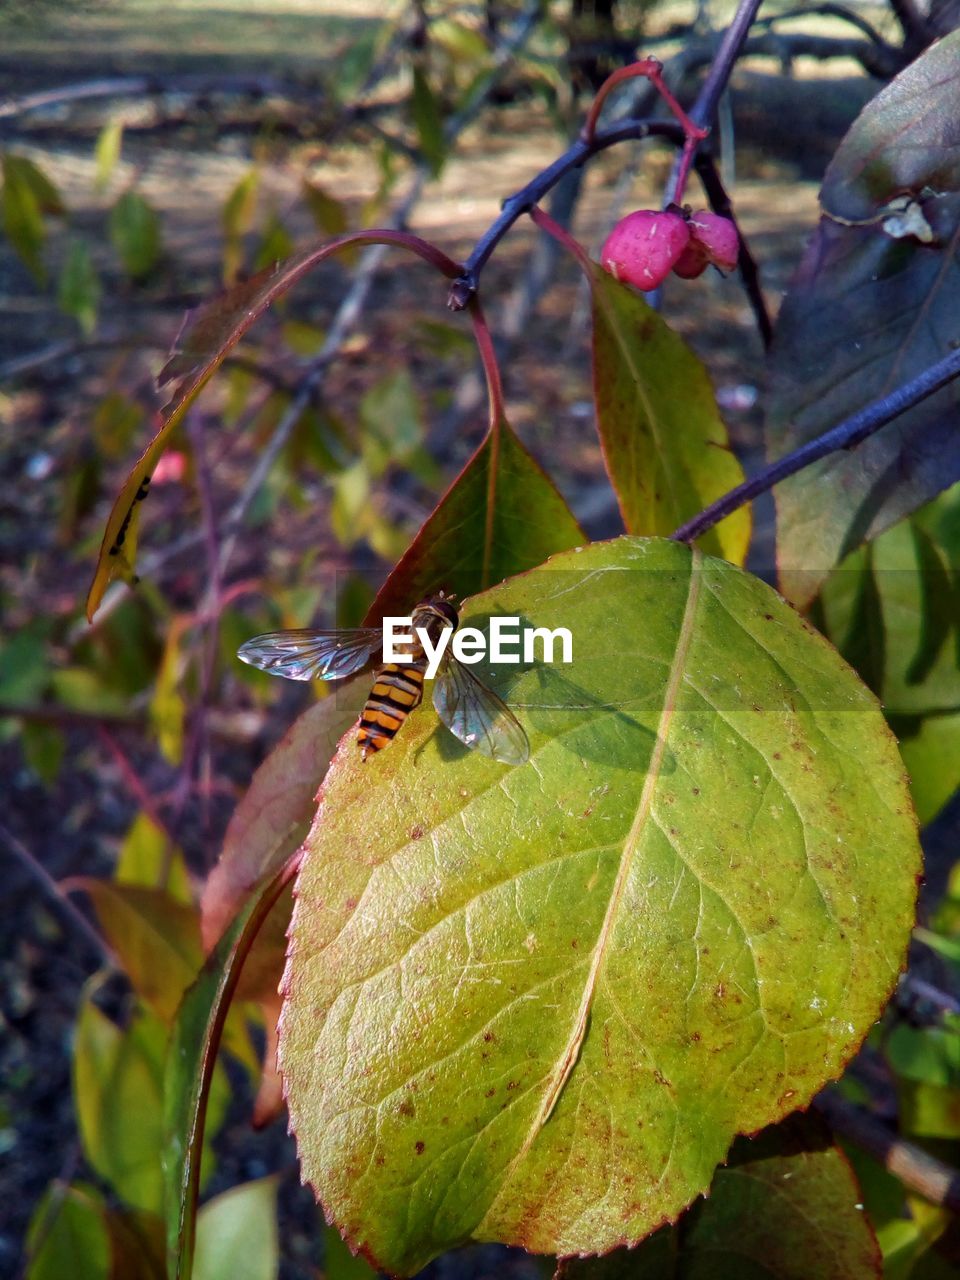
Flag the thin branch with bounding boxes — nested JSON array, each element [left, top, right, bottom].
[[688, 0, 765, 131], [693, 152, 772, 347], [97, 725, 177, 843], [671, 345, 960, 544], [754, 4, 893, 47], [0, 821, 114, 965], [0, 74, 315, 125], [899, 973, 960, 1019], [815, 1088, 960, 1213]]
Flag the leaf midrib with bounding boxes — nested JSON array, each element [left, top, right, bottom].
[[481, 549, 703, 1212]]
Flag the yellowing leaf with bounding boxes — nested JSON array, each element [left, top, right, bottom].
[[280, 537, 919, 1274], [588, 264, 750, 563]]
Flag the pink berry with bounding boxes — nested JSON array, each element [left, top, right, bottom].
[[686, 211, 738, 273], [600, 210, 691, 291], [672, 239, 709, 279]]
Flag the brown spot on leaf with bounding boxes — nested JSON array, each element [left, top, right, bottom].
[[415, 1141, 425, 1155]]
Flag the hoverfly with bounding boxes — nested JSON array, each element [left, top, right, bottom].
[[237, 593, 530, 766]]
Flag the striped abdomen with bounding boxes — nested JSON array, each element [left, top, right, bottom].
[[357, 661, 425, 760]]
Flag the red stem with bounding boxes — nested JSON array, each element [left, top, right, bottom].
[[466, 297, 506, 428]]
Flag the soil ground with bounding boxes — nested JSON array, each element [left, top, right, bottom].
[[0, 2, 898, 1275]]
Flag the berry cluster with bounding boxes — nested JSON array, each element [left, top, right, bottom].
[[600, 208, 738, 291]]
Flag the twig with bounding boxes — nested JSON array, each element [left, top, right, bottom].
[[694, 152, 772, 347], [671, 345, 960, 544], [688, 0, 765, 132], [0, 74, 315, 125], [754, 4, 893, 47], [815, 1088, 960, 1212], [97, 725, 177, 843], [0, 821, 113, 964], [902, 974, 960, 1018], [0, 702, 139, 727]]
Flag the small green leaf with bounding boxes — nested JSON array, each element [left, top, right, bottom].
[[222, 169, 259, 284], [58, 238, 101, 335], [2, 152, 47, 281], [21, 721, 64, 783], [116, 811, 192, 903], [0, 621, 50, 703], [94, 119, 124, 192], [25, 1182, 112, 1280], [252, 213, 294, 275], [302, 179, 348, 237], [74, 991, 168, 1213], [280, 537, 920, 1275], [110, 191, 162, 281], [411, 67, 446, 176], [193, 1179, 278, 1280], [150, 618, 188, 766]]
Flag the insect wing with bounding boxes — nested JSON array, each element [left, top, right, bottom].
[[237, 628, 382, 682], [433, 658, 530, 765]]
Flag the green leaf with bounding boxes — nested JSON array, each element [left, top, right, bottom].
[[818, 495, 960, 822], [193, 1179, 278, 1280], [367, 417, 584, 621], [21, 721, 65, 783], [898, 714, 960, 826], [411, 67, 446, 176], [25, 1183, 112, 1280], [0, 620, 50, 703], [110, 191, 162, 281], [116, 811, 192, 903], [222, 169, 260, 284], [74, 991, 169, 1213], [767, 31, 960, 607], [58, 238, 101, 335], [67, 879, 202, 1023], [587, 263, 750, 563], [560, 1119, 881, 1279], [2, 152, 48, 281], [165, 860, 299, 1280], [279, 536, 920, 1275], [302, 179, 348, 237], [150, 618, 187, 765], [94, 119, 124, 192], [252, 213, 295, 276]]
